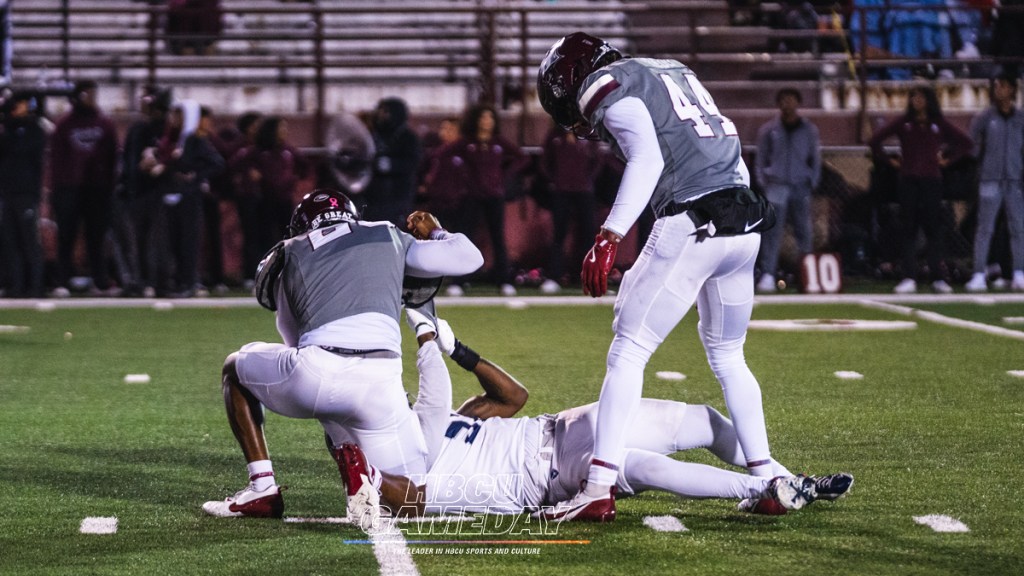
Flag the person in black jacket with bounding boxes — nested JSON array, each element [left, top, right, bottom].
[[363, 97, 422, 226], [150, 102, 224, 297], [0, 93, 47, 297], [118, 85, 171, 297]]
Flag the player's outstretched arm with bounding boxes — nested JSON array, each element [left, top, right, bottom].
[[455, 358, 529, 420]]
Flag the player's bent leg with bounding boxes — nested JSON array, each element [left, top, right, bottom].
[[622, 449, 769, 501], [203, 352, 284, 519]]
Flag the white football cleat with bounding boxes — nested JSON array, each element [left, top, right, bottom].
[[768, 475, 817, 510], [202, 483, 284, 518], [540, 279, 561, 294], [333, 443, 382, 532]]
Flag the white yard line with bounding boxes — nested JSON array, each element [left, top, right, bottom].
[[79, 517, 118, 534], [912, 515, 970, 533], [369, 522, 420, 576], [643, 516, 688, 532], [860, 300, 1024, 342]]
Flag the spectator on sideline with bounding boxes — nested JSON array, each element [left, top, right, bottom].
[[120, 85, 172, 297], [868, 84, 972, 294], [231, 116, 310, 269], [450, 104, 529, 296], [540, 123, 600, 293], [49, 80, 119, 297], [0, 92, 48, 298], [420, 118, 468, 251], [755, 88, 821, 293], [364, 98, 422, 227], [151, 102, 224, 297], [217, 112, 263, 285], [966, 72, 1024, 292]]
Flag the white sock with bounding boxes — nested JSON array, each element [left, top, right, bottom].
[[247, 460, 275, 491], [587, 336, 650, 491]]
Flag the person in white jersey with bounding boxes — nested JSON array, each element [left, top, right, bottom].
[[202, 188, 483, 519], [334, 310, 853, 528], [534, 32, 787, 521]]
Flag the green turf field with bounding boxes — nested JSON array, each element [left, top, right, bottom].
[[2, 297, 1023, 575]]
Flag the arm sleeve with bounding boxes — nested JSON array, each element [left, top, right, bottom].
[[411, 341, 454, 469], [404, 232, 484, 277], [274, 277, 299, 347], [601, 97, 665, 237]]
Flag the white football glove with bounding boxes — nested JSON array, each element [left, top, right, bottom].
[[405, 308, 436, 338], [434, 319, 456, 356]]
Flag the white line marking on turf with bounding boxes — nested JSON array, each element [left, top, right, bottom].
[[123, 374, 151, 384], [748, 319, 917, 331], [860, 300, 1024, 342], [369, 522, 420, 576], [0, 325, 31, 333], [80, 517, 118, 534], [1007, 371, 1024, 378], [1003, 317, 1024, 324], [643, 516, 688, 532], [913, 515, 970, 533], [655, 371, 687, 381], [834, 371, 864, 380]]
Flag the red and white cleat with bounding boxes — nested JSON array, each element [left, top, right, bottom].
[[537, 486, 616, 523], [202, 483, 285, 518], [332, 443, 382, 531]]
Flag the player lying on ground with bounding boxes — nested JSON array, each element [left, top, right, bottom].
[[335, 309, 853, 527], [202, 192, 483, 520]]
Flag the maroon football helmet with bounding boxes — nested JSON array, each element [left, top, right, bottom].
[[288, 188, 360, 237], [537, 32, 623, 132]]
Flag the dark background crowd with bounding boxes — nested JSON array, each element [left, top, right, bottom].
[[1, 68, 1023, 298]]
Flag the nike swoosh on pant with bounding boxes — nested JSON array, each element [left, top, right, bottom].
[[744, 218, 763, 232]]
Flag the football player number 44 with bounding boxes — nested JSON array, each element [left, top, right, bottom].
[[660, 73, 738, 138]]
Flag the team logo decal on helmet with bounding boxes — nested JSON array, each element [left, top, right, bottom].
[[537, 32, 623, 132], [288, 188, 360, 238]]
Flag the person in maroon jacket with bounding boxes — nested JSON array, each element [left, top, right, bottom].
[[540, 123, 601, 293], [420, 118, 468, 239], [449, 105, 529, 296], [868, 85, 973, 294], [49, 80, 119, 296], [230, 116, 310, 278]]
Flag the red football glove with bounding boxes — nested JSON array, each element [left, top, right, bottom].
[[581, 232, 618, 298]]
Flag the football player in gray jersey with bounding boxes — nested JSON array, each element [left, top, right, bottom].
[[202, 188, 483, 519], [536, 32, 782, 521]]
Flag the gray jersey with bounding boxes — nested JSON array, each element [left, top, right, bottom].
[[578, 58, 746, 215], [279, 221, 413, 338]]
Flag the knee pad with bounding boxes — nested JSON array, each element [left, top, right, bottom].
[[607, 335, 654, 370]]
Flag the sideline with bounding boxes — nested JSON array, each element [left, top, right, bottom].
[[4, 292, 1024, 310]]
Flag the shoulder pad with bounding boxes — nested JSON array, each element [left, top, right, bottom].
[[254, 240, 286, 311]]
